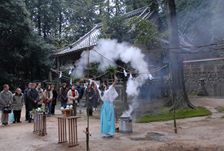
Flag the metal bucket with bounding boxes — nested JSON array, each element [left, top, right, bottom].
[[119, 116, 133, 133]]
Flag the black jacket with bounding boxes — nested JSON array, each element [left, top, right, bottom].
[[27, 88, 38, 109], [60, 87, 68, 103], [52, 89, 58, 105]]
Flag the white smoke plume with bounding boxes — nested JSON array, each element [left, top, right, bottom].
[[72, 39, 151, 116], [126, 74, 149, 97], [123, 74, 150, 118], [73, 39, 149, 77]]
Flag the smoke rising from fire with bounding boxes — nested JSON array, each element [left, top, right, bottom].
[[73, 39, 149, 76], [72, 39, 151, 99]]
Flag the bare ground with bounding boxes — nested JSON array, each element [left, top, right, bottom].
[[1, 97, 224, 151]]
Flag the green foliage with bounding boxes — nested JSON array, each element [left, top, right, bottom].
[[0, 0, 53, 88], [88, 63, 101, 78], [64, 0, 98, 43], [128, 17, 159, 47], [25, 0, 100, 46], [22, 34, 54, 81], [101, 16, 129, 42], [101, 15, 160, 50], [137, 107, 211, 123], [106, 66, 117, 75], [124, 0, 151, 11]]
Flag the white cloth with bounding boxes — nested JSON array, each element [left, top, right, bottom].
[[90, 79, 118, 102], [59, 71, 62, 78], [123, 69, 127, 77], [100, 86, 118, 103]]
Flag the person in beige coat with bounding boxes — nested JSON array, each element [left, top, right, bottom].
[[36, 83, 44, 107], [43, 85, 53, 115], [12, 88, 24, 123], [67, 85, 79, 115], [0, 84, 13, 126]]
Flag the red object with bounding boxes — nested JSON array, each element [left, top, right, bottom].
[[72, 90, 76, 97], [44, 99, 48, 104]]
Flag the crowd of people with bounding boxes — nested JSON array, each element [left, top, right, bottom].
[[59, 81, 100, 116], [0, 81, 101, 126], [0, 78, 119, 138]]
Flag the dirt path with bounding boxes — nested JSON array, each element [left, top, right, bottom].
[[1, 97, 224, 151]]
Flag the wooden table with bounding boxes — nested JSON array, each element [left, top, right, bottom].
[[58, 116, 80, 147]]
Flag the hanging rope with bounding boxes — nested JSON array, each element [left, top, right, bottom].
[[54, 47, 170, 81], [93, 48, 167, 75], [92, 49, 133, 73]]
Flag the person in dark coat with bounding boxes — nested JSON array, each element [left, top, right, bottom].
[[26, 83, 39, 123], [51, 85, 57, 115], [24, 83, 32, 121], [92, 82, 99, 111], [59, 83, 68, 108], [76, 82, 81, 104], [85, 83, 97, 116]]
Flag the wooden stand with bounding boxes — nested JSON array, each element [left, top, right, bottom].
[[58, 116, 80, 147], [68, 116, 78, 147], [58, 117, 67, 143], [33, 112, 47, 136]]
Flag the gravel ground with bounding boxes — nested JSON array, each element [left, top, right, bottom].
[[1, 97, 224, 151]]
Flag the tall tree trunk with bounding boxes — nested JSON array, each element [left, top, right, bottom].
[[107, 0, 110, 15], [37, 0, 41, 36], [43, 24, 47, 39], [150, 0, 163, 31], [99, 2, 102, 15], [167, 0, 194, 108], [43, 13, 47, 39], [115, 0, 119, 16], [59, 11, 62, 39]]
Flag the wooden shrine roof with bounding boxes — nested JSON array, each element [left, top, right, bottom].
[[54, 6, 153, 57]]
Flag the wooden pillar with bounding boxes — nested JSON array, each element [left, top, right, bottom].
[[56, 57, 60, 91]]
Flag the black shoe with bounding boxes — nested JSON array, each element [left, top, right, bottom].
[[2, 122, 7, 126], [13, 121, 16, 124]]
